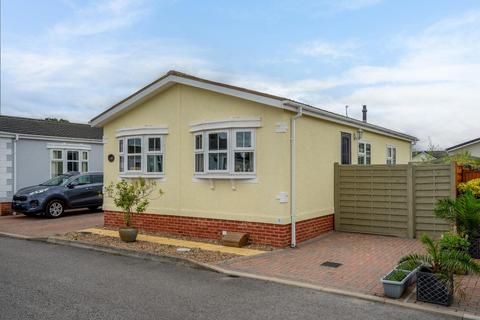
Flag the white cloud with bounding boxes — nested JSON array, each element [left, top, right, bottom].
[[51, 0, 149, 37], [296, 40, 359, 61]]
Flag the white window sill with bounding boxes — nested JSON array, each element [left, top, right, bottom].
[[193, 174, 256, 180], [119, 173, 165, 180]]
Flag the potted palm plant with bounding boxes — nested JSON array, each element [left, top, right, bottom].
[[435, 190, 480, 258], [399, 235, 480, 306], [104, 178, 162, 242]]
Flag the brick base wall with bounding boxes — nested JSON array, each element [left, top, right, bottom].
[[104, 211, 333, 247], [0, 202, 12, 216]]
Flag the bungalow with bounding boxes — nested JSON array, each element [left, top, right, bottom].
[[90, 70, 417, 247], [446, 137, 480, 157], [0, 115, 103, 215]]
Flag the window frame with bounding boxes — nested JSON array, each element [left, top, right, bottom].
[[125, 136, 143, 173], [386, 145, 397, 165], [206, 130, 229, 173], [50, 149, 64, 178], [193, 128, 256, 178], [117, 135, 165, 178], [145, 136, 164, 174], [358, 141, 372, 165], [48, 146, 90, 178], [194, 132, 205, 174], [232, 129, 255, 174]]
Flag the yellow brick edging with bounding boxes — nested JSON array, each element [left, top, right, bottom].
[[80, 228, 264, 256]]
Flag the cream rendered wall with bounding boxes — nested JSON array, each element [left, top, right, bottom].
[[294, 115, 412, 222], [103, 84, 292, 224]]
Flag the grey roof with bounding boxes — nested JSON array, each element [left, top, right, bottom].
[[91, 70, 418, 142], [0, 115, 102, 140], [446, 137, 480, 151]]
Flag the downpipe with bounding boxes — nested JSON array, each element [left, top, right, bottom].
[[290, 105, 303, 248]]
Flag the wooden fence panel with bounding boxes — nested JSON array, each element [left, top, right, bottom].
[[334, 162, 455, 239]]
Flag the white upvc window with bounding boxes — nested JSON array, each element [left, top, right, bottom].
[[194, 133, 205, 173], [51, 150, 64, 177], [50, 149, 89, 178], [358, 141, 371, 165], [233, 130, 255, 173], [207, 131, 229, 172], [386, 145, 396, 165], [193, 128, 256, 177], [146, 136, 163, 173], [117, 135, 165, 177]]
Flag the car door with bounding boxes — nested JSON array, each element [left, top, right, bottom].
[[88, 174, 104, 207], [65, 175, 94, 208]]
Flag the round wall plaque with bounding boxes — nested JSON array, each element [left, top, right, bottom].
[[108, 154, 115, 162]]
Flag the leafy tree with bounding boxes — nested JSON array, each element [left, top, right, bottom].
[[104, 178, 162, 227]]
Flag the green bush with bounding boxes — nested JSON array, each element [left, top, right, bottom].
[[104, 178, 163, 227], [439, 233, 470, 252], [458, 178, 480, 197], [396, 260, 421, 271], [435, 190, 480, 238]]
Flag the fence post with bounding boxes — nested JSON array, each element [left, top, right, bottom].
[[334, 162, 340, 231], [406, 162, 415, 239], [450, 161, 457, 199]]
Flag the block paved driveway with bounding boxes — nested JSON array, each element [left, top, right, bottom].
[[218, 232, 480, 315], [0, 210, 103, 238]]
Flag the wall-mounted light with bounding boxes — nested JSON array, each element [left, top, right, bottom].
[[354, 128, 364, 140]]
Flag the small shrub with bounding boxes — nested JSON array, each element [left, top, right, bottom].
[[384, 270, 408, 282], [458, 178, 480, 197], [396, 260, 421, 271], [439, 233, 470, 252]]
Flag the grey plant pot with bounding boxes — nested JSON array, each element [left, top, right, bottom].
[[395, 264, 421, 285], [381, 270, 411, 299], [119, 227, 138, 242]]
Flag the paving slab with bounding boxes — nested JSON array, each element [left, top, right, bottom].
[[0, 210, 103, 237]]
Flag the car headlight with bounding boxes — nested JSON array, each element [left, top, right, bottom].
[[28, 188, 49, 196]]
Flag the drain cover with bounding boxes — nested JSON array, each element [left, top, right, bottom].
[[321, 261, 342, 268]]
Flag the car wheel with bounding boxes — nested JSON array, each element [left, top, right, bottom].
[[45, 200, 64, 218]]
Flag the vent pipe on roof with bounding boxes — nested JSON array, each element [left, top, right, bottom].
[[362, 105, 367, 122]]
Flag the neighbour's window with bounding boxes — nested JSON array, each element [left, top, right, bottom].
[[50, 149, 90, 178], [358, 142, 371, 165], [193, 129, 256, 176], [117, 136, 165, 175], [386, 146, 396, 165], [51, 150, 63, 177], [67, 151, 79, 172], [81, 151, 89, 172], [340, 132, 352, 165]]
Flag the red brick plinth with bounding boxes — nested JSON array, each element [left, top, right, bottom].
[[0, 202, 12, 216], [104, 211, 333, 247]]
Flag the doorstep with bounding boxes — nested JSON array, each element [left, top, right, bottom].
[[80, 228, 265, 257]]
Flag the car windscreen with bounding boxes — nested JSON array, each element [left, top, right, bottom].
[[39, 175, 72, 186]]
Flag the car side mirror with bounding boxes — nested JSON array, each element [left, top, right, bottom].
[[67, 183, 75, 189]]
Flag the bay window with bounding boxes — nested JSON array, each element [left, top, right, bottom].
[[193, 128, 256, 177]]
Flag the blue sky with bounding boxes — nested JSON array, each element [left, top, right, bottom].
[[1, 0, 480, 148]]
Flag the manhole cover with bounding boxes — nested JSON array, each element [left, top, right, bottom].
[[321, 261, 342, 268]]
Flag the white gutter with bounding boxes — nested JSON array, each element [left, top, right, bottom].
[[289, 104, 303, 248], [13, 134, 19, 194]]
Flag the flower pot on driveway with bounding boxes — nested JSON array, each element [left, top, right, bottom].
[[381, 270, 411, 299], [119, 227, 138, 242], [416, 267, 453, 306], [395, 262, 421, 286]]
